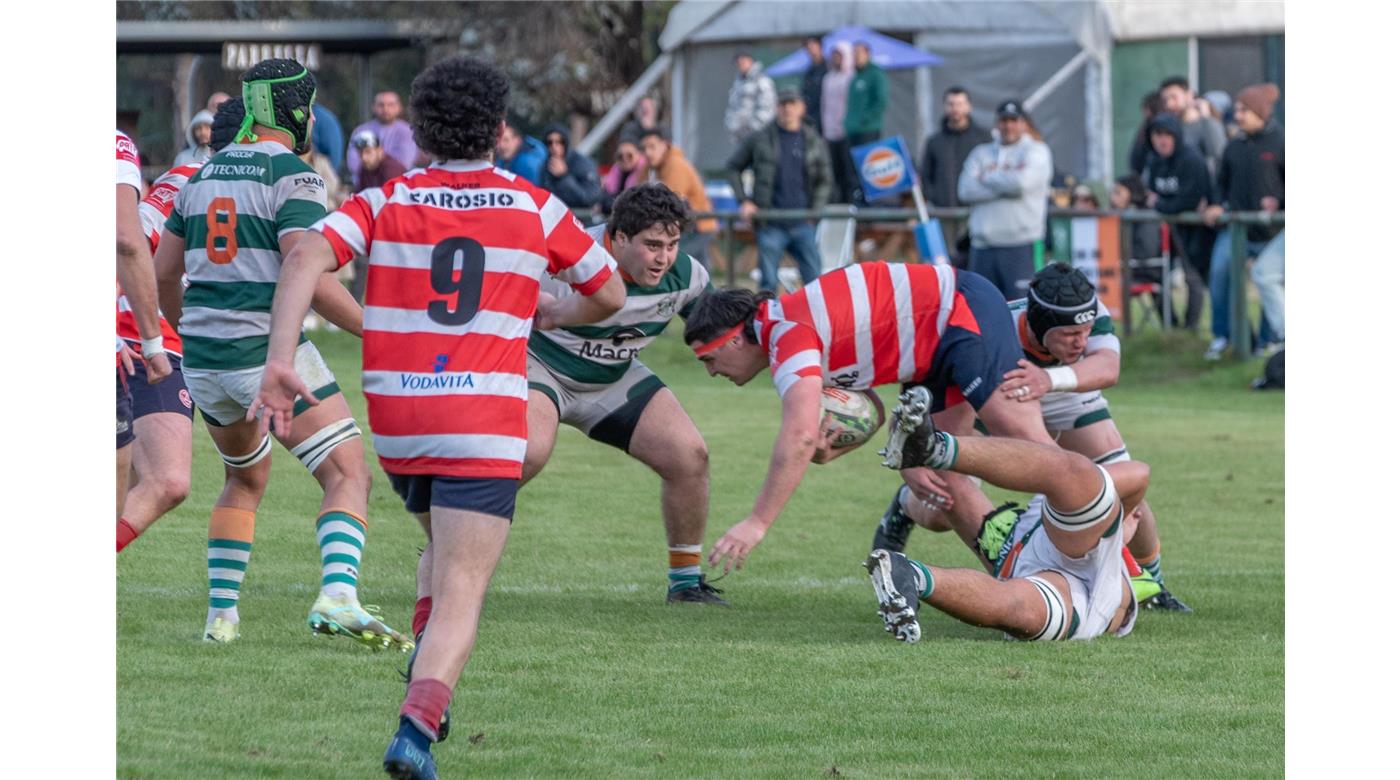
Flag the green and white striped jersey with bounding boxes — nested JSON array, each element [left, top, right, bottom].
[[527, 224, 713, 385], [1008, 296, 1119, 368], [165, 141, 328, 370]]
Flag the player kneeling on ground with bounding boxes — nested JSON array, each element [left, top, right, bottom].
[[250, 56, 623, 780], [154, 61, 406, 649], [872, 263, 1190, 612], [867, 386, 1146, 642]]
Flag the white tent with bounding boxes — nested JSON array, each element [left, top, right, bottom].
[[587, 1, 1281, 182], [653, 1, 1116, 180]]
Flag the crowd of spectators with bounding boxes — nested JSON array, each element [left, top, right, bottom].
[[134, 51, 1281, 355]]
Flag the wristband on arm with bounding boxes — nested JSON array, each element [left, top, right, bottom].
[[1045, 365, 1077, 392], [140, 336, 166, 358]]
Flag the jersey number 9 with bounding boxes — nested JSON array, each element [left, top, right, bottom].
[[428, 238, 486, 325]]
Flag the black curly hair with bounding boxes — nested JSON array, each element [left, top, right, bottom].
[[682, 288, 775, 347], [409, 55, 510, 161], [240, 58, 316, 153], [607, 183, 691, 241], [209, 97, 245, 152]]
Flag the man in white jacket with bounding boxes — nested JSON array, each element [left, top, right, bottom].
[[957, 100, 1053, 300]]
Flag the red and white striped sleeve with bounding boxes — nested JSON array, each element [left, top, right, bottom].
[[315, 186, 386, 268], [139, 163, 200, 252], [765, 320, 825, 398], [116, 131, 142, 193], [537, 193, 615, 295]]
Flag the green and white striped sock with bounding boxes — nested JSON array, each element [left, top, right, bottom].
[[207, 539, 251, 623], [1141, 554, 1164, 586], [316, 510, 366, 599]]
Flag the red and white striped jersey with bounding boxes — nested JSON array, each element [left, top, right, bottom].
[[116, 131, 142, 356], [116, 131, 142, 193], [117, 162, 201, 354], [315, 160, 616, 479], [753, 262, 970, 397]]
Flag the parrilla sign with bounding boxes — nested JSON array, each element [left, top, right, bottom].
[[223, 43, 322, 71]]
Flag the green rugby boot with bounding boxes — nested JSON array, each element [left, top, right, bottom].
[[308, 594, 414, 653]]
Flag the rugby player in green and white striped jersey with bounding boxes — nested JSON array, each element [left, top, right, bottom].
[[526, 183, 726, 604], [153, 59, 410, 649]]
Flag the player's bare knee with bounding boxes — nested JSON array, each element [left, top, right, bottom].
[[153, 471, 191, 511]]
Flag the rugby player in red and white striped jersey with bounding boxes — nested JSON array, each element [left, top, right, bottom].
[[115, 130, 172, 524], [683, 262, 1054, 573], [116, 100, 246, 552], [248, 56, 623, 780]]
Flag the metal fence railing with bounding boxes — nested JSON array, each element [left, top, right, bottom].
[[576, 205, 1283, 361]]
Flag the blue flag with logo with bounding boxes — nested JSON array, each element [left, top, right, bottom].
[[851, 136, 916, 203]]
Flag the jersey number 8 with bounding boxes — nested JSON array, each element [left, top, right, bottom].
[[205, 196, 238, 264]]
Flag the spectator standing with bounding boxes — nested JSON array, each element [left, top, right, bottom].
[[346, 91, 419, 182], [820, 42, 856, 203], [540, 124, 604, 210], [640, 127, 718, 267], [957, 100, 1052, 300], [725, 52, 777, 145], [311, 102, 345, 172], [352, 130, 408, 191], [1127, 90, 1164, 175], [1160, 76, 1228, 176], [205, 91, 231, 113], [172, 110, 214, 166], [725, 87, 833, 291], [919, 86, 992, 208], [601, 133, 647, 214], [1203, 83, 1284, 359], [621, 96, 661, 141], [843, 41, 887, 148], [496, 120, 547, 185], [801, 37, 827, 129], [1111, 175, 1165, 272], [1142, 112, 1212, 330]]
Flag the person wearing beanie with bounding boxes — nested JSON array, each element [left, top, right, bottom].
[[1202, 83, 1285, 359]]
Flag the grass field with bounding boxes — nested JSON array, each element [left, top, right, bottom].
[[117, 324, 1283, 778]]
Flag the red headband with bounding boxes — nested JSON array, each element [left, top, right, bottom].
[[692, 323, 745, 357]]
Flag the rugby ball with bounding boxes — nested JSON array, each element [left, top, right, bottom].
[[820, 387, 883, 450]]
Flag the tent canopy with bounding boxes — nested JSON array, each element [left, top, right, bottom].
[[764, 25, 943, 78], [661, 1, 1115, 178]]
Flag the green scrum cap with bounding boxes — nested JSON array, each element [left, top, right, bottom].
[[234, 59, 317, 153]]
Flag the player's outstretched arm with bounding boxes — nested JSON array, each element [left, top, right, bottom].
[[710, 375, 823, 573], [538, 272, 625, 328], [153, 229, 186, 331], [117, 185, 172, 383], [311, 267, 364, 337], [248, 231, 341, 435]]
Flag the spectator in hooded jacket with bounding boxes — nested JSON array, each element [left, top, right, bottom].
[[1202, 83, 1285, 359], [725, 52, 777, 146], [540, 124, 603, 210], [957, 100, 1052, 300], [1143, 112, 1211, 330], [496, 120, 547, 185], [820, 42, 857, 203], [173, 110, 215, 166]]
